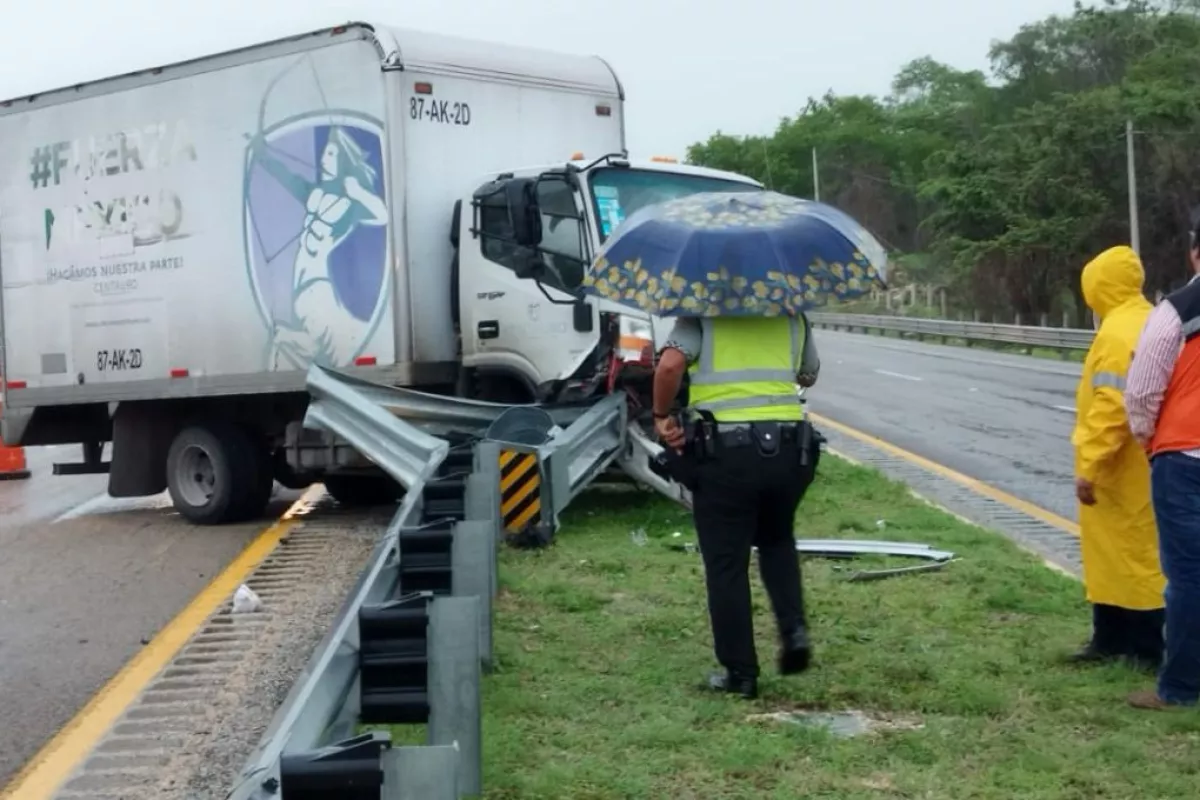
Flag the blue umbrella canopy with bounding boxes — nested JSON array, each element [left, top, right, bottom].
[[581, 190, 888, 317]]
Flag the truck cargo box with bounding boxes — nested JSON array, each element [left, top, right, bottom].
[[0, 22, 623, 417]]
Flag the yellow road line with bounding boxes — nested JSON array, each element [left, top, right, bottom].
[[809, 412, 1080, 537], [825, 443, 1081, 581], [0, 485, 324, 800]]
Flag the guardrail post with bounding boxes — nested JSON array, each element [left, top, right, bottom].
[[428, 595, 482, 798], [451, 519, 494, 670], [469, 442, 503, 549], [385, 744, 461, 800]]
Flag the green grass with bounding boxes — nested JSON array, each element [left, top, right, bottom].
[[387, 456, 1199, 798]]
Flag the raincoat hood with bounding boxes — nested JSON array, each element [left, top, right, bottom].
[[1081, 245, 1146, 319]]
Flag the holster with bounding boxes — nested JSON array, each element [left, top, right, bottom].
[[651, 447, 698, 492]]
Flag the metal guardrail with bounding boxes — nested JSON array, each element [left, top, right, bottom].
[[807, 312, 1095, 350], [225, 366, 646, 800], [305, 365, 451, 487], [540, 392, 627, 520]]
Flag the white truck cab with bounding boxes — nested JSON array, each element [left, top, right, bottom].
[[452, 154, 763, 405]]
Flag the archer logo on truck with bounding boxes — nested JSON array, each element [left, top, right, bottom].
[[243, 102, 391, 373]]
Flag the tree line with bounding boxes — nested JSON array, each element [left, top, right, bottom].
[[686, 0, 1200, 323]]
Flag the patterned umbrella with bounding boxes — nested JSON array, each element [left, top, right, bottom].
[[581, 190, 887, 317]]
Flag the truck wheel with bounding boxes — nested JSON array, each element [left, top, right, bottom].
[[322, 474, 402, 507], [166, 423, 257, 525]]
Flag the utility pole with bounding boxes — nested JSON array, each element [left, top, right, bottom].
[[811, 147, 820, 202], [1126, 119, 1140, 254]]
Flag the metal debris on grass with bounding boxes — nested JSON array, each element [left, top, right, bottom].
[[746, 709, 925, 738], [668, 537, 958, 581]]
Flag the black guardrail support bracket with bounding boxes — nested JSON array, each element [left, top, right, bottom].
[[279, 732, 390, 800]]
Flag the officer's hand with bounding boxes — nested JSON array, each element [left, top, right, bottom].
[[655, 416, 686, 450], [797, 373, 817, 388], [1075, 477, 1096, 506]]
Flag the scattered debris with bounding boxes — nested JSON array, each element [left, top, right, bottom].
[[839, 559, 961, 582], [792, 539, 955, 562], [630, 528, 648, 547], [746, 709, 924, 738], [232, 584, 263, 614], [666, 537, 958, 581]]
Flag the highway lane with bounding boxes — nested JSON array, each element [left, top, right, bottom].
[[808, 330, 1082, 523], [0, 447, 300, 787]]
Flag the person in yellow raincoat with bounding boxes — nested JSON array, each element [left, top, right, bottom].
[[1069, 245, 1166, 670]]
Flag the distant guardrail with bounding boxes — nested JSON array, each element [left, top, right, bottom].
[[807, 312, 1094, 351]]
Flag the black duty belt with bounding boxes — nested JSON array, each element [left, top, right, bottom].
[[714, 422, 803, 450]]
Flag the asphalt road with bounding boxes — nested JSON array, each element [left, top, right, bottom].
[[807, 330, 1082, 523], [0, 446, 299, 787]]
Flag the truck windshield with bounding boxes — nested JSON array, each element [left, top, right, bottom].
[[589, 167, 759, 242]]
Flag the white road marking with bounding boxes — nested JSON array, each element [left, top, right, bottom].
[[873, 368, 923, 382], [54, 492, 174, 523], [1052, 405, 1077, 414]]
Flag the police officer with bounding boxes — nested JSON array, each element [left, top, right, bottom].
[[653, 312, 820, 699]]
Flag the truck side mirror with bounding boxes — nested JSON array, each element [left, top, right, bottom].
[[573, 300, 594, 332], [506, 179, 543, 247]]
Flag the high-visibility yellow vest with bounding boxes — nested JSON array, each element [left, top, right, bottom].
[[687, 316, 805, 423]]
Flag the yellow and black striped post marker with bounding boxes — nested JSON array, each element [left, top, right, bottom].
[[499, 448, 542, 534]]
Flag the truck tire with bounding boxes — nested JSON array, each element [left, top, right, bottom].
[[322, 474, 402, 507], [166, 422, 258, 525]]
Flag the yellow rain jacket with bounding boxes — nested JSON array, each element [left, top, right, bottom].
[[1072, 245, 1164, 610]]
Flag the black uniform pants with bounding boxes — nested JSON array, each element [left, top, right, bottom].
[[1091, 603, 1165, 665], [691, 428, 817, 677]]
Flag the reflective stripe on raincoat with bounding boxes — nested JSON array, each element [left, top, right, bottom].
[[1072, 245, 1165, 610]]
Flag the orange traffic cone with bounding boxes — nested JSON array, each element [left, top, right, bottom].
[[0, 397, 30, 481]]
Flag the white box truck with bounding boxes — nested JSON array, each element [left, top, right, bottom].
[[0, 22, 761, 523]]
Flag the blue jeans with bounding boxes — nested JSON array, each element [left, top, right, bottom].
[[1151, 452, 1200, 705]]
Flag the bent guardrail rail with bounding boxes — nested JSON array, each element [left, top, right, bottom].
[[310, 369, 595, 435], [540, 392, 628, 521], [305, 365, 451, 488], [807, 312, 1094, 350]]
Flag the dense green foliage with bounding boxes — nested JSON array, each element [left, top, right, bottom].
[[687, 0, 1200, 322]]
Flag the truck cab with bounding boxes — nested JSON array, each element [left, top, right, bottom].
[[451, 154, 763, 407]]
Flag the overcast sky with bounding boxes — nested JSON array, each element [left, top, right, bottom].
[[0, 0, 1081, 156]]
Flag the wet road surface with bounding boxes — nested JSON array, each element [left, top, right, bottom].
[[808, 330, 1082, 523], [0, 447, 300, 787]]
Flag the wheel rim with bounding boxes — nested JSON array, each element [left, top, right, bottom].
[[174, 444, 216, 509]]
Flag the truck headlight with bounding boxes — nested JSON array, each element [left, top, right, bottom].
[[617, 316, 654, 365]]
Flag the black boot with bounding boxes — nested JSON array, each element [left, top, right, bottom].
[[1063, 641, 1119, 664], [703, 671, 758, 699], [1064, 604, 1122, 665], [779, 626, 812, 675]]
